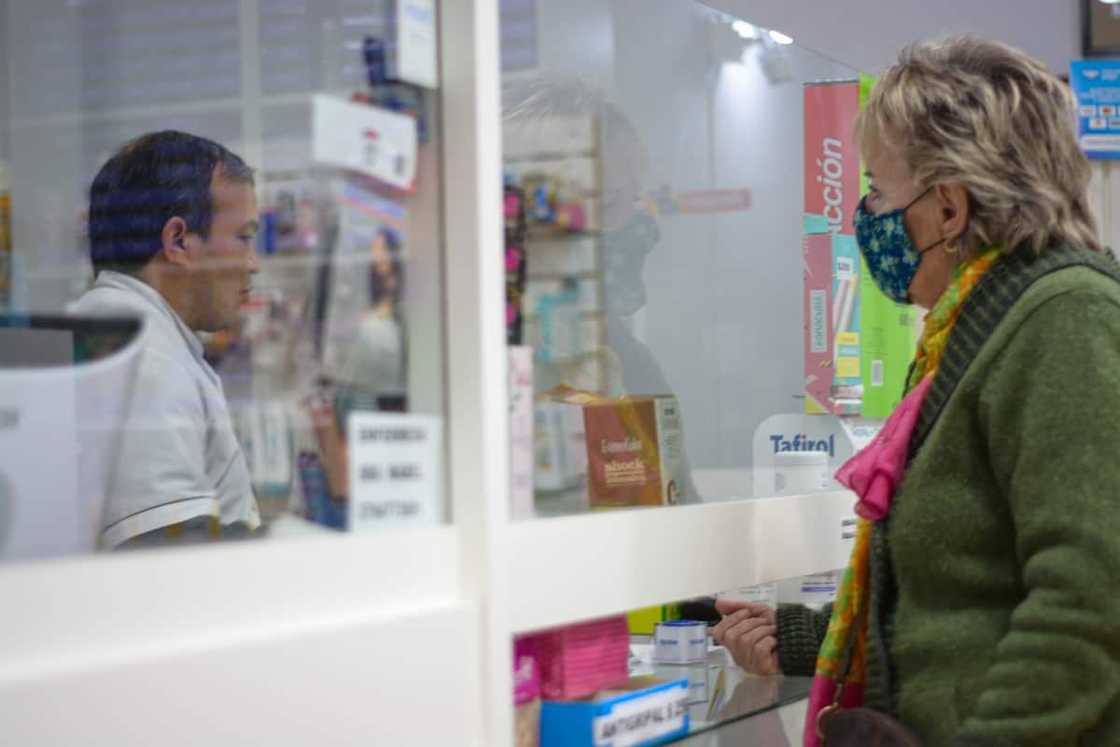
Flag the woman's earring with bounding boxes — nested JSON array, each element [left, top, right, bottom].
[[945, 240, 961, 256]]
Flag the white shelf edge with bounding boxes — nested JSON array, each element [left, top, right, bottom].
[[0, 599, 482, 745], [0, 524, 461, 682], [506, 491, 857, 634], [8, 92, 317, 131]]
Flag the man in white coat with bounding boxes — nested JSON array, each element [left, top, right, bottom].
[[72, 130, 261, 548]]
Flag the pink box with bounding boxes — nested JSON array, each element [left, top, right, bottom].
[[514, 636, 541, 705], [528, 616, 631, 701]]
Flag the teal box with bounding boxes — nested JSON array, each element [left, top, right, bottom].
[[540, 677, 690, 747]]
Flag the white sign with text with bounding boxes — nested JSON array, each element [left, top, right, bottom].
[[347, 413, 443, 531], [751, 413, 882, 498], [397, 0, 438, 89], [312, 94, 418, 191]]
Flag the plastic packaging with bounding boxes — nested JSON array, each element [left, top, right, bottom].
[[773, 450, 831, 495]]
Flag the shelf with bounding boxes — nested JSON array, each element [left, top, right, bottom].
[[0, 525, 461, 683], [8, 92, 318, 130], [504, 149, 598, 164], [0, 523, 475, 743], [1, 598, 480, 744], [525, 227, 602, 242], [522, 310, 604, 322], [525, 271, 600, 282], [505, 490, 857, 634], [675, 686, 809, 746]]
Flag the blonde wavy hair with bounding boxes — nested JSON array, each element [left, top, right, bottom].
[[857, 35, 1101, 255]]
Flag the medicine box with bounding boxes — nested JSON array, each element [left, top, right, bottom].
[[583, 394, 683, 508], [540, 676, 690, 747], [653, 620, 707, 664]]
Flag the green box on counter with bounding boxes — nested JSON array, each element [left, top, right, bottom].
[[540, 676, 690, 747]]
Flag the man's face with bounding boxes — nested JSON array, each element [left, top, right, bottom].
[[371, 234, 398, 293], [185, 172, 259, 332]]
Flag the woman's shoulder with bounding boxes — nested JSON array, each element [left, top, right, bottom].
[[1014, 260, 1120, 316], [977, 259, 1120, 375], [988, 247, 1120, 325], [959, 252, 1120, 380]]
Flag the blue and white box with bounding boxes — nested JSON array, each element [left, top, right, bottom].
[[540, 676, 690, 747], [653, 620, 708, 664]]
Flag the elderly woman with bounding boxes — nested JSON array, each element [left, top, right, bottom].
[[714, 36, 1120, 746]]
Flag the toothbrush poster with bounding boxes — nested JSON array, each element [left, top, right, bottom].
[[803, 79, 861, 415]]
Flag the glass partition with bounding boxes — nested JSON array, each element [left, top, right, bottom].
[[0, 0, 447, 560], [501, 0, 902, 519], [513, 573, 847, 744]]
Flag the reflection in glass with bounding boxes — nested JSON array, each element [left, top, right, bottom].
[[513, 595, 816, 746], [501, 1, 862, 517], [0, 1, 445, 559], [0, 315, 144, 559]]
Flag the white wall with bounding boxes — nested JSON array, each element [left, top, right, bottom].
[[703, 0, 1079, 76]]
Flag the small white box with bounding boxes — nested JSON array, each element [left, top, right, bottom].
[[653, 621, 708, 664], [509, 347, 535, 519]]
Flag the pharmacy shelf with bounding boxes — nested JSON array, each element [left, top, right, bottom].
[[504, 150, 597, 164], [505, 490, 857, 634], [8, 92, 316, 131]]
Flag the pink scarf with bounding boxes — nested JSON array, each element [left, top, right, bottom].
[[836, 375, 932, 521], [804, 374, 932, 746]]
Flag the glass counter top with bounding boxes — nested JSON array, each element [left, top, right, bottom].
[[629, 635, 811, 745]]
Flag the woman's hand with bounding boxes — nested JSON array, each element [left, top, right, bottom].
[[712, 598, 781, 676]]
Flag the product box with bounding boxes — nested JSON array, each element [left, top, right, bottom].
[[803, 231, 834, 415], [831, 233, 862, 395], [534, 398, 587, 492], [653, 621, 707, 664], [583, 394, 684, 508], [803, 230, 862, 417], [534, 615, 631, 701], [625, 604, 680, 636], [540, 676, 690, 747], [509, 346, 535, 518], [514, 636, 542, 747]]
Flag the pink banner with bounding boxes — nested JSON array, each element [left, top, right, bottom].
[[803, 81, 860, 415], [804, 81, 860, 235]]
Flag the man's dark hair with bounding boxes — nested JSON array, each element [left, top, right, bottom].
[[369, 226, 403, 308], [87, 130, 254, 275]]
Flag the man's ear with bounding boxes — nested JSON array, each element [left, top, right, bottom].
[[160, 216, 191, 267]]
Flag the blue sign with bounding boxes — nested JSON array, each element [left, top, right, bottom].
[[1071, 60, 1120, 160]]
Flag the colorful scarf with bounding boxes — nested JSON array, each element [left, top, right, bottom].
[[804, 246, 1002, 746]]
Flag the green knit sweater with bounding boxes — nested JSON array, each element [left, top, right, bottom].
[[777, 248, 1120, 747]]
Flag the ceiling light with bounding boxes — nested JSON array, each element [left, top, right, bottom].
[[731, 20, 759, 40], [768, 29, 794, 45]]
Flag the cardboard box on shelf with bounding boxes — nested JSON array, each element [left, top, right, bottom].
[[534, 387, 684, 508], [530, 615, 631, 702], [509, 346, 535, 518], [533, 397, 588, 493], [583, 394, 683, 508], [540, 676, 690, 747]]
